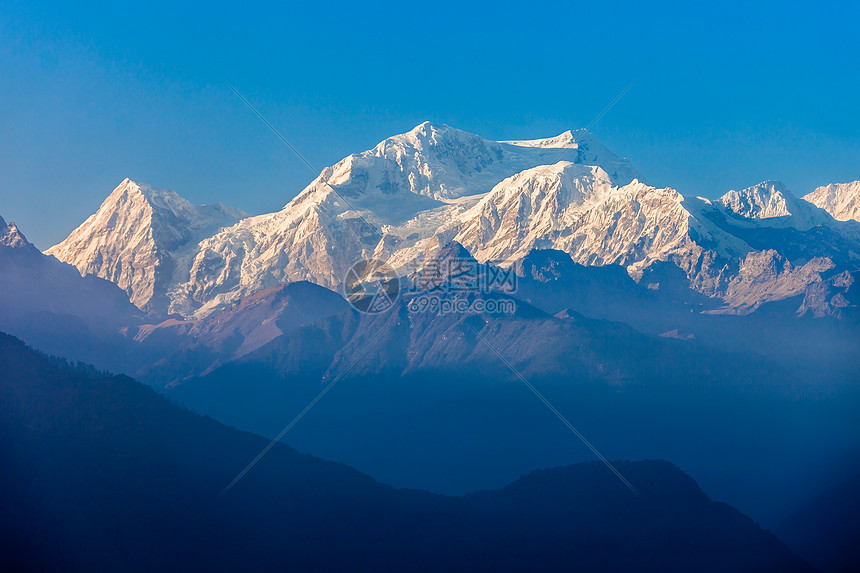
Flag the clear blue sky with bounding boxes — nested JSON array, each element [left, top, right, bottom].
[[2, 0, 858, 249]]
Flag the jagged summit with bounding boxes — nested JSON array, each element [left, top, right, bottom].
[[803, 181, 860, 222], [0, 214, 37, 251], [312, 122, 642, 204], [717, 180, 857, 235], [452, 162, 691, 268], [104, 178, 246, 229], [400, 121, 471, 143], [46, 179, 246, 314], [718, 180, 799, 220], [411, 123, 601, 153], [117, 178, 188, 211]]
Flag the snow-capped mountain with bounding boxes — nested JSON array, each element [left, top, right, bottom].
[[448, 169, 857, 314], [1, 214, 39, 252], [163, 122, 644, 317], [720, 181, 812, 223], [46, 179, 247, 313], [46, 123, 860, 318], [716, 180, 847, 233], [452, 163, 700, 271], [320, 121, 643, 205], [803, 181, 860, 222]]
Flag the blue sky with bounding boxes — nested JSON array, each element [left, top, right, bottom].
[[2, 0, 858, 248]]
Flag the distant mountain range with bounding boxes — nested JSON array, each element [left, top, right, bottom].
[[160, 270, 859, 524], [43, 123, 860, 318]]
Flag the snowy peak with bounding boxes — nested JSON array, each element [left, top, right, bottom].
[[157, 124, 645, 318], [500, 128, 642, 183], [453, 161, 681, 266], [318, 121, 515, 204], [52, 178, 244, 251], [476, 161, 614, 209], [100, 178, 246, 242], [0, 214, 37, 251], [106, 177, 186, 209], [400, 121, 485, 148], [308, 122, 642, 210], [718, 181, 799, 220], [803, 181, 860, 222], [716, 180, 859, 235], [46, 179, 247, 313]]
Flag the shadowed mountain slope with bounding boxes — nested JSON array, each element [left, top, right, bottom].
[[0, 214, 142, 371], [0, 332, 813, 572], [773, 470, 860, 573]]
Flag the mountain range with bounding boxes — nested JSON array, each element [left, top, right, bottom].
[[44, 122, 860, 319], [2, 122, 860, 570]]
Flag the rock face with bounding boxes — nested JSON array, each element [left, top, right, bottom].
[[450, 170, 858, 314], [46, 124, 860, 318], [46, 179, 246, 314], [803, 181, 860, 222]]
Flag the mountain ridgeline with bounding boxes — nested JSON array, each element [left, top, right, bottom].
[[46, 123, 860, 319]]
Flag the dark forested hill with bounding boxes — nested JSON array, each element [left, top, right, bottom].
[[0, 332, 813, 572]]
